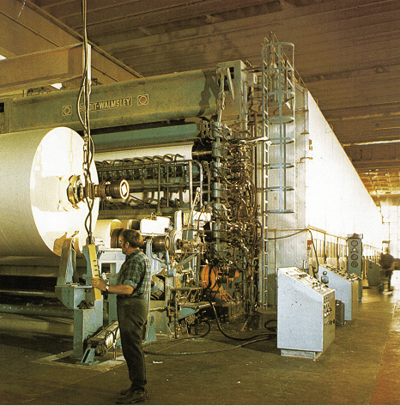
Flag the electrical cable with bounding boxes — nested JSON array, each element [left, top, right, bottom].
[[184, 320, 211, 338], [196, 320, 211, 337], [143, 299, 277, 357], [267, 228, 308, 240], [266, 228, 319, 276], [208, 300, 276, 342], [78, 0, 95, 244], [264, 319, 277, 332], [308, 229, 319, 277], [143, 336, 272, 357]]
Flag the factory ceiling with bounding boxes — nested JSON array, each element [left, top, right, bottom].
[[1, 0, 400, 204]]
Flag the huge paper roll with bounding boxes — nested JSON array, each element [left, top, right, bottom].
[[0, 127, 99, 257], [94, 219, 122, 248]]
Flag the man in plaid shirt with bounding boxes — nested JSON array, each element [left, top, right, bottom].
[[92, 228, 151, 404]]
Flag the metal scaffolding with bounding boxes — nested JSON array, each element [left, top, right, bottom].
[[264, 34, 295, 214], [258, 33, 296, 310]]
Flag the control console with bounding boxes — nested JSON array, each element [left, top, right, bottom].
[[277, 267, 336, 359]]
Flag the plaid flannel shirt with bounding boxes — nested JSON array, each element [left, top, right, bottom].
[[116, 249, 151, 299]]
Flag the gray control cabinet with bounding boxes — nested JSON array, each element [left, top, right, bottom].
[[277, 267, 336, 358], [366, 260, 382, 286], [318, 265, 358, 322]]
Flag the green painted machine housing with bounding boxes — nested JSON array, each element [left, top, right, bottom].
[[0, 60, 249, 138]]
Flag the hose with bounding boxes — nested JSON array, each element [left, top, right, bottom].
[[142, 302, 277, 356], [208, 301, 276, 342]]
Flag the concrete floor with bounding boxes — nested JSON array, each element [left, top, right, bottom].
[[1, 274, 400, 405]]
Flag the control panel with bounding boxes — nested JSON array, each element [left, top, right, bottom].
[[277, 267, 336, 358], [318, 265, 359, 322], [347, 235, 363, 300], [366, 259, 381, 287]]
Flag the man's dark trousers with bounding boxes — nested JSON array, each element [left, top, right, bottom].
[[117, 296, 148, 392]]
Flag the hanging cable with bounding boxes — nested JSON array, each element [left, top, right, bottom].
[[267, 228, 308, 240], [308, 229, 319, 277], [78, 0, 95, 244], [267, 228, 319, 277]]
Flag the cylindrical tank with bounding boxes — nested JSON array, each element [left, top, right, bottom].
[[0, 127, 99, 257]]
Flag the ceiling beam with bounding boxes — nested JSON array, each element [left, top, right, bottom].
[[83, 0, 400, 81], [0, 43, 84, 91], [0, 0, 142, 90], [54, 0, 282, 33], [94, 0, 397, 50]]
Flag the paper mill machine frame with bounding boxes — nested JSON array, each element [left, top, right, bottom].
[[0, 44, 289, 358]]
